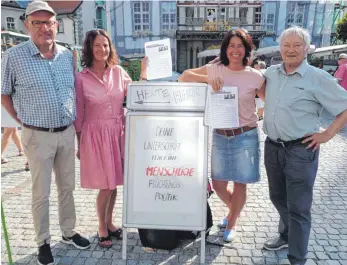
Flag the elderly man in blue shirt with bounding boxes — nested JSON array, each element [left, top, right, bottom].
[[1, 1, 90, 265], [262, 26, 347, 265]]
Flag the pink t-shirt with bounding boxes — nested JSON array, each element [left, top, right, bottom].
[[334, 64, 347, 90], [206, 64, 265, 128]]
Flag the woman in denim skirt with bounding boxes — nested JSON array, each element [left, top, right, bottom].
[[179, 29, 265, 242]]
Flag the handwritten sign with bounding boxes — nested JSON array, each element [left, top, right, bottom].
[[123, 112, 208, 230], [127, 82, 207, 111]]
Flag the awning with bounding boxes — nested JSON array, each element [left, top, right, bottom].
[[198, 44, 316, 59], [255, 45, 316, 57], [311, 44, 347, 58], [198, 49, 220, 58]]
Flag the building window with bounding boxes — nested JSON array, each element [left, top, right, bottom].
[[314, 4, 324, 35], [206, 8, 217, 22], [254, 7, 262, 24], [133, 1, 150, 31], [287, 13, 294, 24], [186, 7, 194, 26], [220, 7, 226, 21], [161, 2, 176, 30], [266, 14, 275, 31], [287, 2, 305, 27], [57, 19, 64, 33], [239, 7, 248, 23], [6, 17, 15, 31], [95, 6, 106, 29]]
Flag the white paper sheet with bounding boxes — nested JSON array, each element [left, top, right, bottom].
[[204, 85, 239, 129], [145, 38, 172, 80]]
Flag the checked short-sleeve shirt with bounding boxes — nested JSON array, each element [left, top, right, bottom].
[[1, 39, 75, 128]]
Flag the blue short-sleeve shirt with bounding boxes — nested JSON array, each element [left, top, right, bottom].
[[263, 59, 347, 141]]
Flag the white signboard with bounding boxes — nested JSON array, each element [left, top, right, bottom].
[[127, 82, 207, 111], [123, 112, 208, 230]]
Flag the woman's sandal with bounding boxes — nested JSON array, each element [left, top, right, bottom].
[[1, 158, 8, 164], [97, 233, 112, 248], [18, 150, 24, 156], [108, 228, 123, 240], [25, 162, 30, 171]]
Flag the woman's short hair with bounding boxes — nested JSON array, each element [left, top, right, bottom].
[[81, 29, 118, 68], [220, 29, 255, 67]]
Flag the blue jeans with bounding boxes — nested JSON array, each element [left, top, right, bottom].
[[265, 137, 319, 265], [211, 127, 260, 184]]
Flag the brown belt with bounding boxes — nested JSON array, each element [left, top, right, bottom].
[[23, 123, 70, 133], [215, 126, 256, 137]]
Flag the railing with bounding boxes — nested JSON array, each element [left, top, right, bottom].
[[177, 17, 263, 32], [177, 0, 262, 7]]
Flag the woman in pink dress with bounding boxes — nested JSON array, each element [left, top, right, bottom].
[[74, 29, 146, 248]]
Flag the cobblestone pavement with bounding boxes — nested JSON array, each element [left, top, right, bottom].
[[1, 110, 347, 265]]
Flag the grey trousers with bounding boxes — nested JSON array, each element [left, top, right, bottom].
[[264, 138, 319, 265]]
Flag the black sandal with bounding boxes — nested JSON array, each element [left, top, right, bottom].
[[25, 162, 30, 171], [108, 228, 123, 240], [97, 233, 112, 248]]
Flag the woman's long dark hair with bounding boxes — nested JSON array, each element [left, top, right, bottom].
[[220, 29, 254, 67], [81, 29, 118, 68]]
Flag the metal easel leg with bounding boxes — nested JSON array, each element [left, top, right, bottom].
[[122, 227, 127, 260], [200, 230, 206, 264]]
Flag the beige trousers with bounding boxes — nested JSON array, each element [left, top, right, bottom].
[[21, 125, 76, 246]]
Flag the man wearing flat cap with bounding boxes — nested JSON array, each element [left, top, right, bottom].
[[335, 53, 347, 90], [1, 1, 90, 264]]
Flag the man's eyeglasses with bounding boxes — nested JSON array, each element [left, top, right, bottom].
[[30, 21, 57, 28]]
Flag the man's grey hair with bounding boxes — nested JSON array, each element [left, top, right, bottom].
[[278, 26, 311, 48], [258, 61, 266, 69]]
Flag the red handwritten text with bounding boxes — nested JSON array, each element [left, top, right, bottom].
[[146, 167, 194, 177]]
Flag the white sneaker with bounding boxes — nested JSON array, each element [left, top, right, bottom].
[[223, 227, 237, 242], [217, 217, 228, 228]]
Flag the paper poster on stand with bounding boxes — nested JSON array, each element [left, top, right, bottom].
[[204, 85, 239, 128], [145, 39, 172, 80], [132, 117, 200, 213], [124, 113, 207, 230]]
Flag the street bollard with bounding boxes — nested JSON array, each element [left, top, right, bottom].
[[1, 201, 13, 265]]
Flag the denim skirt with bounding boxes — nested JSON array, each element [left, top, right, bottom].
[[211, 127, 260, 184]]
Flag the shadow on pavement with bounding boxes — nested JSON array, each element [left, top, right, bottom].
[[3, 231, 224, 265]]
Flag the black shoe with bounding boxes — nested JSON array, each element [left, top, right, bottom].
[[62, 233, 90, 250], [37, 243, 54, 265], [263, 236, 288, 251]]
